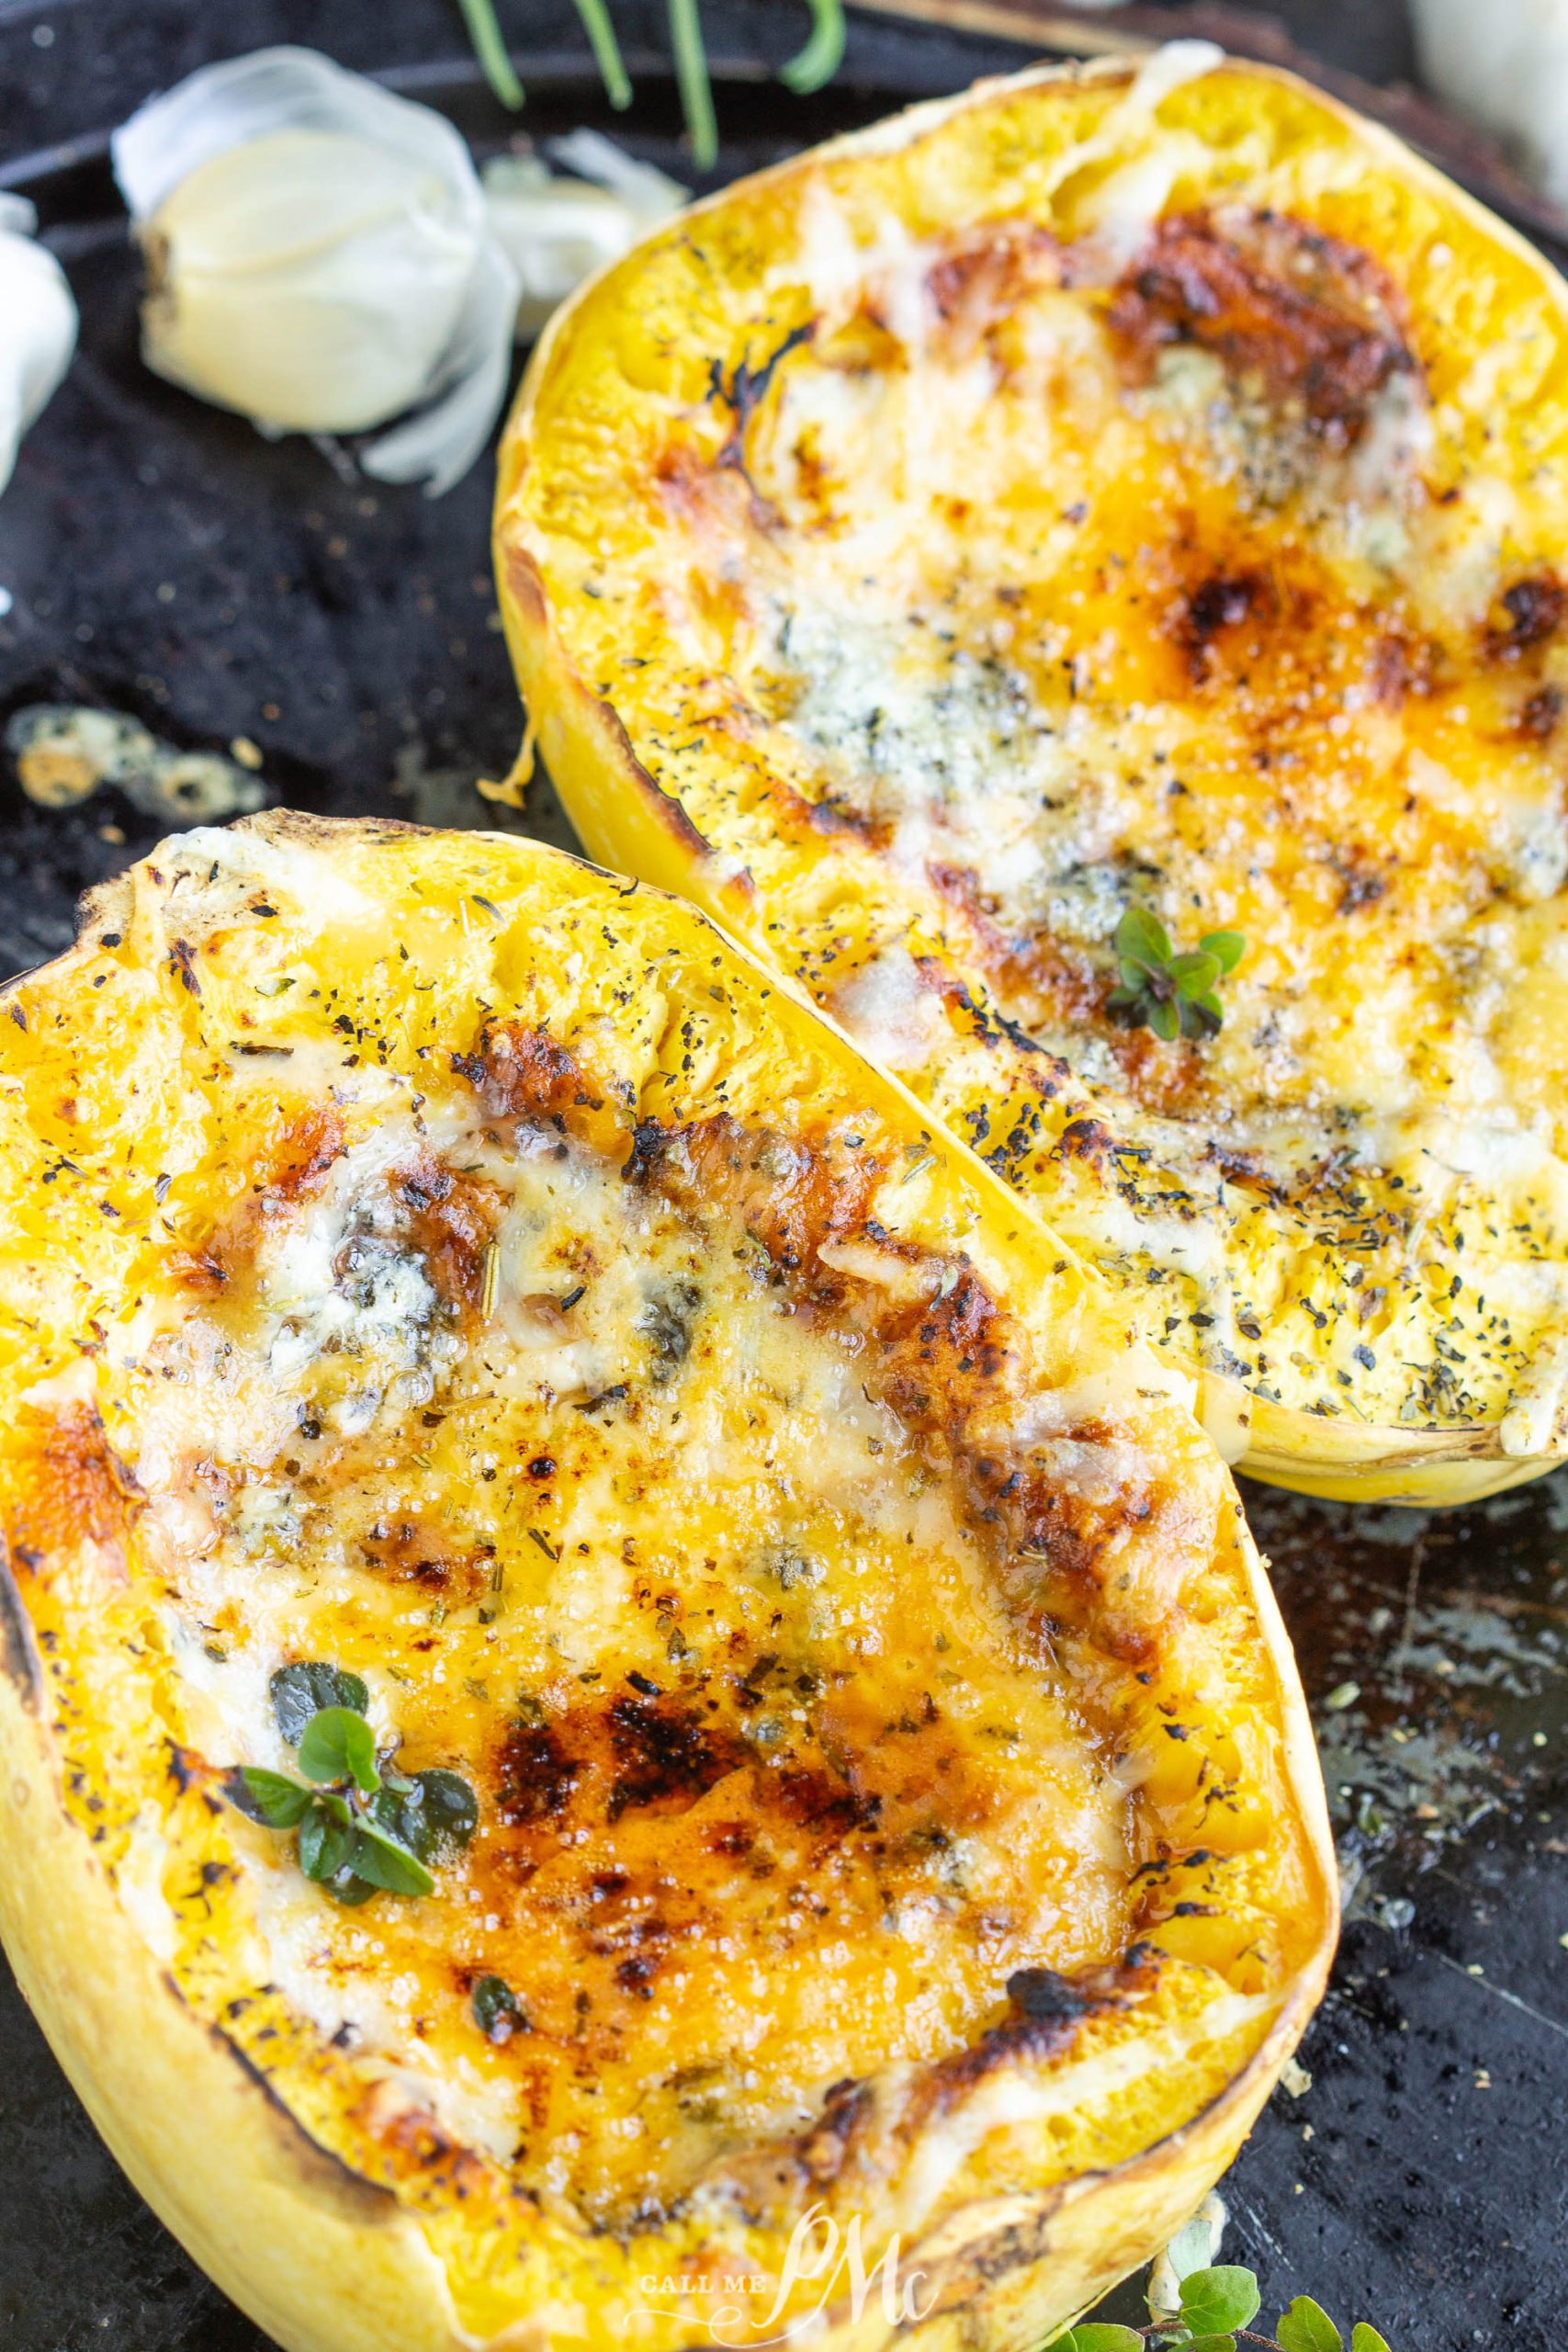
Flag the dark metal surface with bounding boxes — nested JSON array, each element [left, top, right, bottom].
[[1, 6, 1565, 2347]]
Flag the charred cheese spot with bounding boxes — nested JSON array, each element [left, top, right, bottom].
[[925, 220, 1064, 360], [1105, 209, 1414, 448], [391, 1160, 505, 1318], [603, 1692, 744, 1820], [1486, 571, 1567, 661], [494, 1719, 581, 1824], [264, 1103, 347, 1206], [5, 1405, 141, 1566], [358, 1517, 494, 1604]]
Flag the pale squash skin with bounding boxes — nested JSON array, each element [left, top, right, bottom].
[[495, 52, 1568, 1505], [0, 814, 1334, 2352]]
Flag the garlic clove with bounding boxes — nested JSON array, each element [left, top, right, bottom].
[[0, 195, 78, 500], [111, 45, 484, 232], [112, 47, 519, 492], [140, 130, 478, 433], [482, 136, 687, 340]]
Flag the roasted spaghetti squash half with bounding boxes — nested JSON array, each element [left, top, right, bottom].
[[497, 47, 1568, 1504], [0, 813, 1332, 2352]]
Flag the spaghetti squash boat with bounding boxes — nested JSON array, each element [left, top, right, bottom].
[[0, 813, 1332, 2352], [496, 45, 1568, 1504]]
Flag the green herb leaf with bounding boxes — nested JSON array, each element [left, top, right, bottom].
[[270, 1662, 369, 1746], [1277, 2297, 1344, 2352], [369, 1769, 478, 1862], [1182, 2337, 1238, 2351], [1170, 950, 1222, 1000], [320, 1862, 376, 1900], [1148, 2205, 1225, 2326], [412, 1768, 479, 1848], [415, 1769, 479, 1844], [1149, 996, 1180, 1043], [472, 1973, 529, 2042], [346, 1821, 435, 1897], [322, 1870, 377, 1906], [1179, 2267, 1261, 2336], [1201, 928, 1247, 975], [1114, 903, 1173, 970], [228, 1767, 313, 1829], [1350, 2327, 1392, 2352], [367, 1784, 424, 1855], [298, 1799, 357, 1883], [298, 1706, 381, 1793], [1045, 2327, 1143, 2352]]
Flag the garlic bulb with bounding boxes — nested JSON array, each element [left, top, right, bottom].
[[0, 196, 78, 501], [111, 48, 519, 495], [1411, 0, 1568, 212], [482, 131, 688, 340]]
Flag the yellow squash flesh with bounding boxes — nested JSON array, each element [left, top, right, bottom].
[[496, 51, 1568, 1504], [0, 813, 1334, 2351]]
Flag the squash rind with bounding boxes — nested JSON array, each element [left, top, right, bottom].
[[495, 52, 1568, 1506], [0, 813, 1335, 2349]]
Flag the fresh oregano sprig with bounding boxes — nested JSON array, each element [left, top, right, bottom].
[[1049, 2268, 1392, 2352], [1107, 904, 1247, 1043], [227, 1662, 478, 1906], [454, 0, 845, 169]]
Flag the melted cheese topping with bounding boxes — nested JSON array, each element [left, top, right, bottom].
[[502, 57, 1568, 1446], [0, 818, 1326, 2335], [131, 1100, 1138, 2204]]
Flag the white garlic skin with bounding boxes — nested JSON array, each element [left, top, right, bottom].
[[482, 165, 649, 340], [0, 198, 78, 499], [483, 135, 688, 341], [1411, 0, 1568, 211], [111, 48, 520, 493], [141, 129, 478, 433]]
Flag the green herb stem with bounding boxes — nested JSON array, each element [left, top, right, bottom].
[[669, 0, 718, 171], [457, 0, 847, 166], [457, 0, 524, 109], [780, 0, 845, 96], [572, 0, 633, 108]]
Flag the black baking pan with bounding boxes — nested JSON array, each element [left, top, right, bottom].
[[1, 4, 1565, 2345]]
